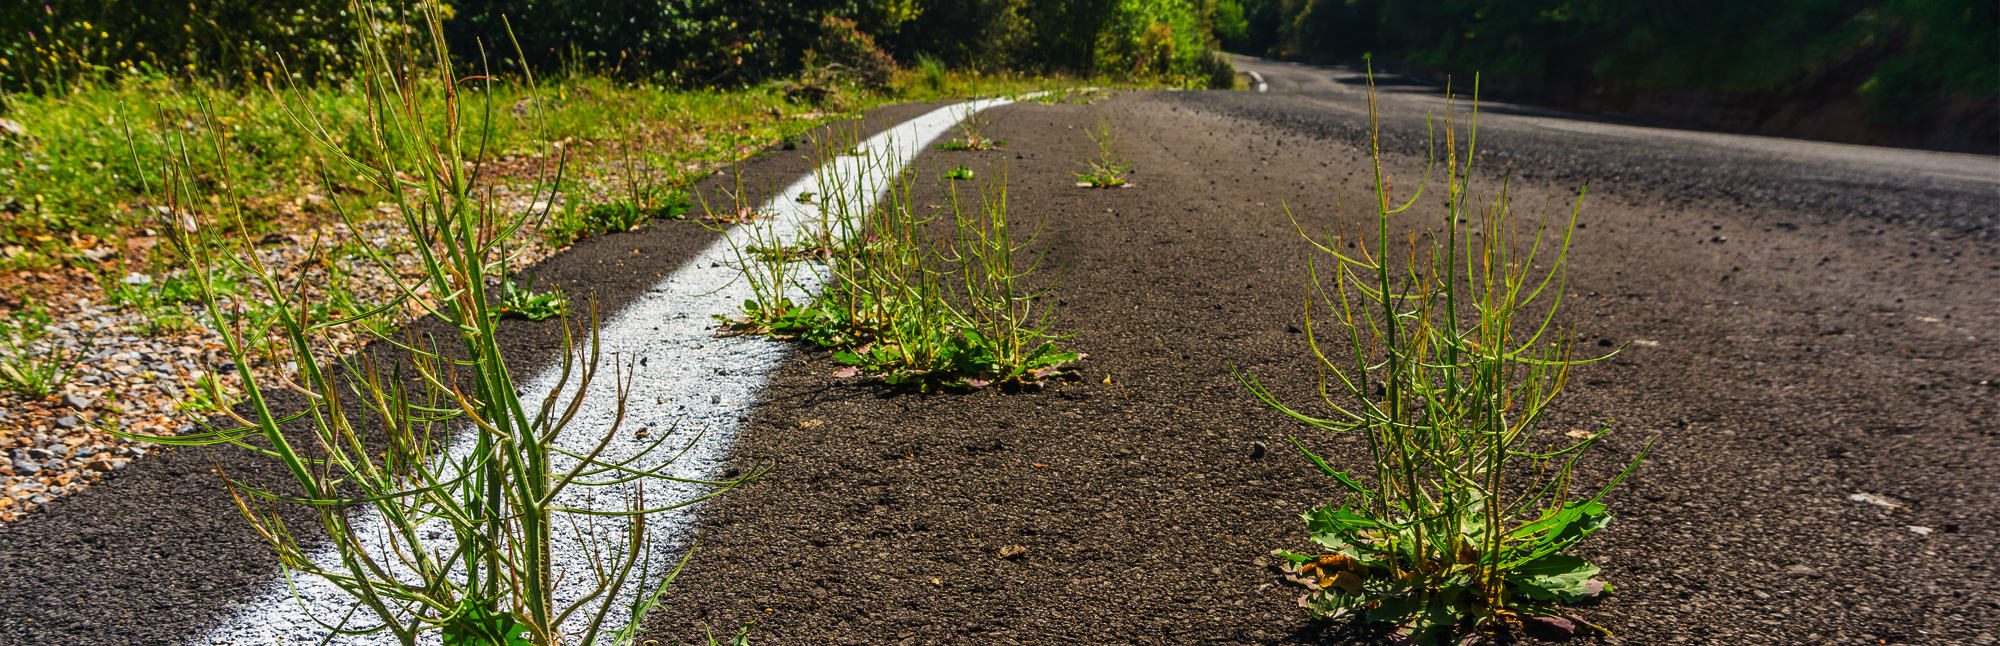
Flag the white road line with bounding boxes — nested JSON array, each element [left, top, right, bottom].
[[1247, 70, 1267, 93], [198, 98, 1013, 646]]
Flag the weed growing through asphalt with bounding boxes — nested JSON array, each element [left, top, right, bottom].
[[116, 5, 757, 645], [940, 169, 1076, 385], [716, 120, 1076, 390], [0, 298, 72, 398], [942, 166, 976, 180], [1234, 72, 1652, 645], [1073, 115, 1132, 188], [933, 102, 1007, 151]]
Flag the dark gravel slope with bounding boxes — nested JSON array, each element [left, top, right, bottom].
[[638, 90, 1997, 646], [0, 102, 942, 646]]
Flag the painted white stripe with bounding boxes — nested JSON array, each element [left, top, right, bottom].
[[198, 98, 1014, 646]]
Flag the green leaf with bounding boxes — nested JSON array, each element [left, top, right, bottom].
[[1302, 587, 1366, 619], [1505, 501, 1613, 567], [1286, 436, 1371, 496], [1364, 593, 1421, 623], [1302, 503, 1378, 541], [1507, 553, 1605, 603], [442, 602, 534, 646], [1271, 549, 1316, 564]]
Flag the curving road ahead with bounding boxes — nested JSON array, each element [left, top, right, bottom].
[[1220, 56, 1999, 233]]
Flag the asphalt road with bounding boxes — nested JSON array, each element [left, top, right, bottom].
[[1223, 56, 1999, 234], [3, 65, 1996, 645], [640, 72, 1999, 644]]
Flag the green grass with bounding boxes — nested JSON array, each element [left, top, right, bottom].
[[0, 297, 71, 398], [1234, 74, 1651, 644], [0, 64, 1129, 277], [493, 273, 569, 321]]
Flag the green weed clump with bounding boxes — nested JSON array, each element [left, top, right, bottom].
[[932, 103, 1007, 151], [542, 194, 691, 246], [115, 4, 754, 645], [717, 123, 1075, 391], [494, 273, 570, 321], [1073, 116, 1131, 188], [0, 298, 71, 398], [1236, 75, 1650, 645]]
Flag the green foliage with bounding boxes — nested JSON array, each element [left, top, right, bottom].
[[942, 166, 976, 180], [544, 192, 690, 246], [0, 298, 70, 399], [1092, 0, 1223, 86], [1073, 116, 1131, 187], [807, 16, 900, 90], [440, 601, 535, 646], [175, 371, 238, 413], [448, 0, 891, 87], [0, 0, 428, 93], [720, 124, 1076, 391], [493, 273, 568, 321], [915, 53, 948, 92], [1236, 76, 1649, 644], [933, 104, 1007, 151], [1198, 51, 1239, 90], [1213, 0, 1250, 44], [1231, 0, 1995, 129], [3, 0, 1232, 95], [0, 73, 820, 254], [103, 270, 217, 334]]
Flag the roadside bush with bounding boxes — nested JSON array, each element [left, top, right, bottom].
[[0, 0, 426, 93], [1093, 0, 1218, 86], [808, 16, 899, 90], [1200, 51, 1238, 89]]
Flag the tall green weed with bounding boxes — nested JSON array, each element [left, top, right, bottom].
[[1236, 74, 1650, 644]]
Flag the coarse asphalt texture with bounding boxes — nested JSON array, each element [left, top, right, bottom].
[[638, 65, 1996, 645], [6, 59, 1999, 646]]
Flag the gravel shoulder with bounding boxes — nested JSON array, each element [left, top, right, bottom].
[[636, 90, 1998, 646]]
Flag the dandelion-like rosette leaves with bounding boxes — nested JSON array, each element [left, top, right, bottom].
[[1508, 553, 1612, 603]]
